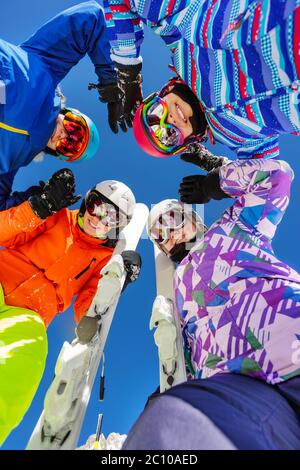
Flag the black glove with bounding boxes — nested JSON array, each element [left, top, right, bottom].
[[12, 180, 46, 203], [29, 168, 81, 219], [32, 180, 46, 193], [88, 82, 126, 134], [180, 142, 229, 172], [116, 63, 143, 128], [121, 250, 142, 285], [179, 169, 231, 204]]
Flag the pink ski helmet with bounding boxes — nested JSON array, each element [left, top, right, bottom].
[[133, 77, 207, 158]]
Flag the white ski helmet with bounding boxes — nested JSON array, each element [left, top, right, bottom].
[[81, 180, 136, 230], [147, 199, 206, 260], [94, 180, 136, 219]]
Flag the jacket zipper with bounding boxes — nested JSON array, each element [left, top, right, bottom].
[[0, 121, 29, 135], [74, 258, 97, 280]]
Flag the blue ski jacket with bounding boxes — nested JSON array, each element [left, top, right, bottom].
[[0, 1, 116, 210]]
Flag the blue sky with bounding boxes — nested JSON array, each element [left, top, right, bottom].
[[1, 0, 300, 450]]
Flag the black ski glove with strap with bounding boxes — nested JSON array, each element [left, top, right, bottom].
[[121, 250, 142, 291], [179, 168, 231, 204], [116, 63, 143, 128], [29, 168, 81, 219], [180, 142, 229, 172], [88, 82, 127, 134], [13, 180, 46, 204]]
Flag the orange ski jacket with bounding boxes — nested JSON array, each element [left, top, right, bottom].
[[0, 201, 114, 327]]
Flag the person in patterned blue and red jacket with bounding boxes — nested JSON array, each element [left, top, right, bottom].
[[103, 0, 300, 160]]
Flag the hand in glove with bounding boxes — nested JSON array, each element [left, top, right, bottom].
[[121, 250, 142, 288], [27, 180, 46, 195], [88, 82, 127, 134], [116, 63, 143, 128], [179, 169, 231, 204], [13, 180, 46, 203], [180, 142, 229, 172], [29, 168, 81, 219]]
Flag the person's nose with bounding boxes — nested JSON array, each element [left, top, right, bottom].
[[59, 126, 68, 139], [90, 214, 101, 225], [173, 229, 184, 242], [167, 113, 176, 125]]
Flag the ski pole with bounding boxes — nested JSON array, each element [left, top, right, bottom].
[[92, 414, 103, 450], [99, 353, 105, 401]]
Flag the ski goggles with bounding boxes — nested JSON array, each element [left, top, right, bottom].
[[150, 209, 186, 246], [56, 111, 89, 162], [85, 191, 127, 229], [142, 94, 185, 153]]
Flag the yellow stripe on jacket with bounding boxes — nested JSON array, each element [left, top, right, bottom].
[[0, 121, 29, 135]]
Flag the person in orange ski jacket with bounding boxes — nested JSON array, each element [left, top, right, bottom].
[[0, 167, 141, 446]]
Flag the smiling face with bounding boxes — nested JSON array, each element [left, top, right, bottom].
[[82, 210, 111, 238], [163, 93, 194, 140], [162, 219, 197, 255], [47, 113, 68, 151]]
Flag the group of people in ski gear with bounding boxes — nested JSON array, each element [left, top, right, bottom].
[[1, 0, 300, 450]]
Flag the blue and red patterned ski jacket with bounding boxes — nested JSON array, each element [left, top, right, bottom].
[[104, 0, 300, 158]]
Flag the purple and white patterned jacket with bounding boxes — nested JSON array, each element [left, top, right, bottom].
[[174, 158, 300, 384], [103, 0, 300, 158]]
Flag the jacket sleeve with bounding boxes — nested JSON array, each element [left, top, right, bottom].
[[206, 114, 280, 160], [21, 1, 117, 86], [235, 136, 280, 160], [103, 0, 144, 65], [0, 170, 43, 211], [219, 158, 294, 242], [74, 255, 113, 324], [0, 200, 47, 247]]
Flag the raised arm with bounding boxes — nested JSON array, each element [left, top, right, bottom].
[[0, 168, 80, 246], [219, 158, 294, 242], [21, 1, 117, 86], [0, 200, 46, 247], [0, 171, 46, 211], [206, 113, 280, 160], [179, 157, 294, 243], [103, 0, 144, 65]]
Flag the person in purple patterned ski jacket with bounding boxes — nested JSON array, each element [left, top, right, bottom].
[[175, 156, 300, 385]]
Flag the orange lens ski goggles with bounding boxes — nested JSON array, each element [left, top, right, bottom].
[[56, 111, 89, 162]]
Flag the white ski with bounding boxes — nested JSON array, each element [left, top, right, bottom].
[[150, 244, 187, 393], [27, 203, 149, 450]]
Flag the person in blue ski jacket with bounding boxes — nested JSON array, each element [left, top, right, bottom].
[[0, 1, 128, 211]]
